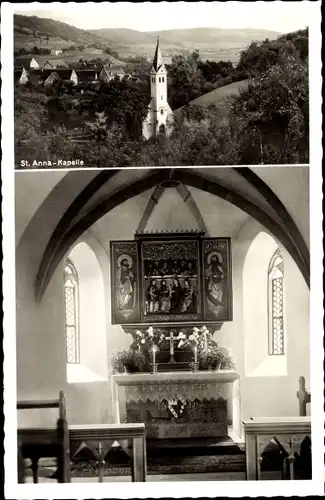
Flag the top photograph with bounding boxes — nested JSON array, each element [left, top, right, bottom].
[[13, 2, 311, 169]]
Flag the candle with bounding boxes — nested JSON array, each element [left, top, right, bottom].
[[194, 345, 198, 364], [204, 333, 208, 352], [170, 332, 174, 356], [152, 346, 156, 366]]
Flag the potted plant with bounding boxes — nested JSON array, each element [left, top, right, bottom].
[[216, 346, 236, 370], [199, 346, 222, 370], [111, 349, 146, 374], [199, 345, 236, 371]]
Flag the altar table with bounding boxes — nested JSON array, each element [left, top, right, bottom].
[[243, 416, 311, 480], [112, 371, 241, 440]]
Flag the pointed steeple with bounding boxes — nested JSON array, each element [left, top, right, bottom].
[[152, 35, 165, 72]]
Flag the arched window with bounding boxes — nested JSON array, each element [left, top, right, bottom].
[[159, 77, 161, 83], [162, 77, 164, 82], [64, 260, 80, 364], [268, 249, 284, 355]]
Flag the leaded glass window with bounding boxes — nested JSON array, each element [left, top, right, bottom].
[[64, 260, 80, 363], [268, 249, 284, 355]]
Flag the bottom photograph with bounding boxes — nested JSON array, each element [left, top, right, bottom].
[[15, 166, 310, 483]]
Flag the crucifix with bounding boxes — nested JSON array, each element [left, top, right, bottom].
[[165, 331, 176, 363]]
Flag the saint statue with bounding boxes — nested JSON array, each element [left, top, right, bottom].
[[146, 279, 160, 313], [159, 279, 172, 313], [116, 255, 135, 311], [180, 279, 195, 313], [170, 278, 182, 313], [205, 252, 226, 314]]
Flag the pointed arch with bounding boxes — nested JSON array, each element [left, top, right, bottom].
[[33, 168, 309, 300], [268, 248, 285, 355], [64, 259, 80, 364]]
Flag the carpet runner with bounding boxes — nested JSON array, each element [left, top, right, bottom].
[[71, 436, 246, 477]]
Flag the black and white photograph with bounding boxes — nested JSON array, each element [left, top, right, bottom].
[[12, 2, 310, 168], [1, 2, 323, 499], [12, 166, 313, 483]]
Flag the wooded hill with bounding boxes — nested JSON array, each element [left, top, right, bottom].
[[14, 14, 108, 48]]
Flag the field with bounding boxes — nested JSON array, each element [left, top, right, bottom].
[[176, 79, 250, 118], [115, 41, 252, 65], [16, 48, 125, 67]]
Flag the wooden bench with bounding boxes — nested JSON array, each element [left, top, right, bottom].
[[244, 376, 312, 481], [69, 423, 147, 482], [17, 390, 70, 483], [243, 416, 311, 480]]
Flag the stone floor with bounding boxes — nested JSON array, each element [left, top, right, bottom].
[[26, 471, 284, 482]]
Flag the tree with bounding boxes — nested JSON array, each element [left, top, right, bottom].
[[228, 50, 309, 164], [168, 52, 204, 109], [97, 79, 149, 141]]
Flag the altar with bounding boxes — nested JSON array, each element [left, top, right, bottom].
[[112, 371, 241, 441]]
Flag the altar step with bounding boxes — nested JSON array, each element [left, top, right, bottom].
[[146, 436, 243, 457]]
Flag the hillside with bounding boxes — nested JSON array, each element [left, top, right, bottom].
[[149, 27, 280, 44], [176, 79, 250, 118], [14, 14, 108, 48], [90, 26, 281, 64], [88, 28, 171, 46]]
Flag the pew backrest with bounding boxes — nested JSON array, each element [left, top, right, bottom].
[[17, 390, 70, 483]]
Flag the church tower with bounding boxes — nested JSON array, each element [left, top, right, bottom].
[[142, 37, 174, 139]]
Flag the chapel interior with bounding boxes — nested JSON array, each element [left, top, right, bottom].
[[15, 166, 311, 482]]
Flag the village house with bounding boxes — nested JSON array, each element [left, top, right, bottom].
[[50, 49, 63, 56], [14, 56, 40, 70], [99, 64, 126, 83], [43, 59, 69, 69], [14, 67, 100, 88]]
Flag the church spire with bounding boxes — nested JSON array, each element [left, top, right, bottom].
[[152, 35, 165, 72]]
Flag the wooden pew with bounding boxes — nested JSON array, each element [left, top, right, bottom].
[[244, 377, 312, 481], [243, 416, 311, 480], [17, 390, 70, 483], [69, 423, 146, 482]]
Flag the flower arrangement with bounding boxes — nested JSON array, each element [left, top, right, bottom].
[[133, 326, 166, 351], [111, 349, 146, 373], [177, 325, 216, 351]]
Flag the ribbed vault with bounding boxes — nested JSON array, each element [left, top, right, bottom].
[[29, 167, 309, 301]]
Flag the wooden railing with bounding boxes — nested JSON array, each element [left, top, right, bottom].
[[17, 390, 70, 483], [17, 392, 147, 482], [69, 423, 147, 482], [244, 377, 312, 481]]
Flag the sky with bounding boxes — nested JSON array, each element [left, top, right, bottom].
[[14, 2, 313, 34]]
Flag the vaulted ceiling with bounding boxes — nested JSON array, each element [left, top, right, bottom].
[[15, 167, 309, 300]]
